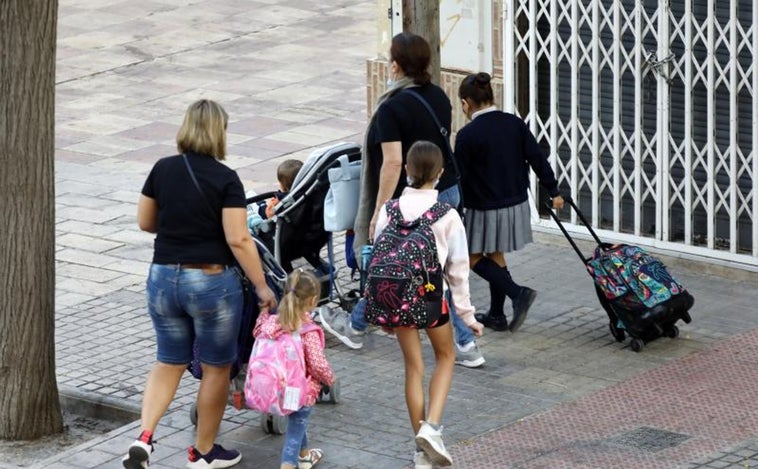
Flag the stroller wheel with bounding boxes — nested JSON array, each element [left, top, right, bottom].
[[260, 413, 287, 435], [189, 403, 198, 427], [666, 326, 679, 338], [609, 322, 625, 342], [317, 379, 340, 404], [630, 338, 644, 353]]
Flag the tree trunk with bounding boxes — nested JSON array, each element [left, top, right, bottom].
[[0, 0, 62, 440], [402, 0, 441, 84]]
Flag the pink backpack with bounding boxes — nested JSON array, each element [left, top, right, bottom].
[[244, 322, 322, 416]]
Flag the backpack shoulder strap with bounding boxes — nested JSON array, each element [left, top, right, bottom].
[[419, 201, 454, 227], [383, 199, 402, 224], [299, 321, 325, 347]]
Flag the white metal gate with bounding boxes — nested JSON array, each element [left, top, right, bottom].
[[503, 0, 758, 267]]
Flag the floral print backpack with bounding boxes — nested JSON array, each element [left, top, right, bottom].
[[364, 200, 452, 329]]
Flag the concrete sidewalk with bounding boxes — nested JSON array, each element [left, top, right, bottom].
[[20, 0, 758, 467]]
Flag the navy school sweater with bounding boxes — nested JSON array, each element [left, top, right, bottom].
[[454, 110, 560, 210]]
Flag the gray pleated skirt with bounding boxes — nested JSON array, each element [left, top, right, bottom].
[[464, 199, 533, 254]]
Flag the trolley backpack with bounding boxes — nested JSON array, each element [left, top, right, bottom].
[[587, 244, 685, 311], [364, 200, 452, 329], [244, 321, 322, 416], [544, 196, 694, 352]]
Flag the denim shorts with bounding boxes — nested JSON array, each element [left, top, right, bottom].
[[146, 264, 243, 366]]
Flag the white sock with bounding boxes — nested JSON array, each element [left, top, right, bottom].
[[457, 341, 476, 352]]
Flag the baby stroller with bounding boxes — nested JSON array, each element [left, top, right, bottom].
[[545, 197, 694, 352], [248, 142, 363, 313]]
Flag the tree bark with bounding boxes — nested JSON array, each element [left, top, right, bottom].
[[0, 0, 62, 440], [402, 0, 441, 84]]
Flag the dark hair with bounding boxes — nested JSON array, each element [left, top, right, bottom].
[[406, 141, 444, 188], [390, 33, 431, 85], [277, 159, 303, 192], [458, 72, 494, 106]]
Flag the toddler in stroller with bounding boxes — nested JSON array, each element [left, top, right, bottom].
[[247, 142, 363, 312]]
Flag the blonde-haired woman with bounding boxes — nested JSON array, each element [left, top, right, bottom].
[[253, 269, 335, 469], [124, 99, 277, 469]]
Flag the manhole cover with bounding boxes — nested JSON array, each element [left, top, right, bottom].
[[607, 426, 690, 452]]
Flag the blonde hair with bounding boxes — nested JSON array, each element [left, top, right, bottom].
[[176, 99, 229, 160], [277, 269, 320, 332]]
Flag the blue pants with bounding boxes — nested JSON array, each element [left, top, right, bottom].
[[146, 264, 243, 365], [351, 184, 476, 347], [281, 406, 312, 466]]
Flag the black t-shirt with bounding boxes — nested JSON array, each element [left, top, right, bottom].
[[369, 83, 457, 198], [141, 151, 246, 265]]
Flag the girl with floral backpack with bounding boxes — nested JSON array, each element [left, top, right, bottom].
[[366, 141, 483, 468], [249, 270, 334, 469]]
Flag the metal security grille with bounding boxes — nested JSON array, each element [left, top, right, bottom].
[[503, 0, 758, 267]]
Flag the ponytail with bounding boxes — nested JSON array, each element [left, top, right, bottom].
[[277, 269, 320, 332]]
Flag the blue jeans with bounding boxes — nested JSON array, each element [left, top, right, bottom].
[[351, 184, 475, 347], [281, 406, 312, 466], [147, 264, 243, 365]]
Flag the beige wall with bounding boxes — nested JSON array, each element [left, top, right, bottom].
[[367, 0, 505, 140]]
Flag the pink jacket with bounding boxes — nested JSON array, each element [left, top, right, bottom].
[[374, 187, 477, 326], [253, 311, 335, 407]]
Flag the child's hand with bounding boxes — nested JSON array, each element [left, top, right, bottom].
[[264, 196, 279, 218], [470, 321, 484, 337]]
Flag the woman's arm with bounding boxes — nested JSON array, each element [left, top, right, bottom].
[[222, 207, 277, 309], [370, 141, 402, 239], [137, 195, 158, 233]]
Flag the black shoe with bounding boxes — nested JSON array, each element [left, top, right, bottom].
[[474, 312, 509, 331], [510, 287, 536, 333]]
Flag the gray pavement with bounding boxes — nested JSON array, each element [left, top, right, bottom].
[[7, 0, 758, 468]]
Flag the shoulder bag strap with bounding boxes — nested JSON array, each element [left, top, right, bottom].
[[182, 154, 219, 224], [401, 89, 462, 182]]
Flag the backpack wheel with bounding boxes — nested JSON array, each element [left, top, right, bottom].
[[608, 322, 625, 342], [260, 413, 287, 434], [189, 403, 198, 427]]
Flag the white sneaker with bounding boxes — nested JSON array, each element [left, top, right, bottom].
[[414, 450, 433, 469], [414, 421, 452, 466]]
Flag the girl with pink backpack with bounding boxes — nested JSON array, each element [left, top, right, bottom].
[[249, 269, 334, 469]]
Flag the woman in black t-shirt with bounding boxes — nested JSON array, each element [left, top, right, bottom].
[[123, 100, 276, 469]]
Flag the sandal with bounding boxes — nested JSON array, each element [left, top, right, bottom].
[[298, 448, 323, 469]]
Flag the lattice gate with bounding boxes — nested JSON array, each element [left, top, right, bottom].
[[503, 0, 758, 267]]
